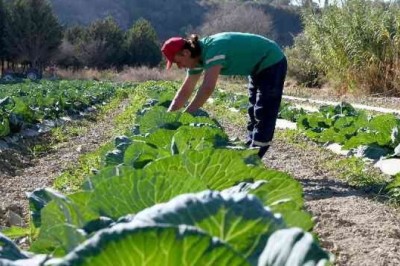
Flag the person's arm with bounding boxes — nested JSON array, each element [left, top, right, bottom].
[[184, 65, 222, 113], [168, 73, 201, 112]]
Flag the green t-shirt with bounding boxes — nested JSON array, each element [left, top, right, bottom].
[[188, 32, 284, 76]]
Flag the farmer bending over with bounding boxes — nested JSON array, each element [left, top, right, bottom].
[[161, 32, 287, 158]]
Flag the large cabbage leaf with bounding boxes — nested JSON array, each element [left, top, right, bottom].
[[222, 180, 313, 231], [27, 188, 74, 228], [132, 191, 283, 264], [82, 165, 134, 190], [88, 169, 207, 219], [140, 129, 176, 150], [123, 140, 166, 168], [172, 125, 229, 153], [55, 223, 248, 266], [144, 149, 293, 191], [30, 192, 97, 256]]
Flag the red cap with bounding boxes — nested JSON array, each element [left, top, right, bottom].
[[161, 37, 185, 69]]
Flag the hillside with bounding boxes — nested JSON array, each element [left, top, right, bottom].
[[51, 0, 207, 39], [49, 0, 302, 46]]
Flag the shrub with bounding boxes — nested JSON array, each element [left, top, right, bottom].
[[299, 0, 400, 96], [285, 33, 324, 87]]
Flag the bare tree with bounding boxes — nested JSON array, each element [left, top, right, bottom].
[[54, 40, 83, 69], [198, 3, 273, 37]]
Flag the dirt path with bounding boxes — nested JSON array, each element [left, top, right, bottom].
[[221, 121, 400, 266], [0, 98, 131, 227]]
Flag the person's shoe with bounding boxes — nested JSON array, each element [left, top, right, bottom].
[[249, 143, 270, 158], [257, 145, 270, 158]]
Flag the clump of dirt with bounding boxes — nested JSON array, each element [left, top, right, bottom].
[[0, 134, 51, 176], [0, 149, 32, 177]]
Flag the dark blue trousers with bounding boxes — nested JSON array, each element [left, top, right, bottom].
[[247, 57, 287, 157]]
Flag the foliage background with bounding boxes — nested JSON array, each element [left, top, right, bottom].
[[288, 0, 400, 96]]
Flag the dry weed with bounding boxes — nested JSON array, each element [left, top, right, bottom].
[[56, 66, 185, 82]]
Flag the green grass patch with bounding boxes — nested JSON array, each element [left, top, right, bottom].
[[275, 129, 309, 150], [1, 226, 32, 239], [113, 88, 147, 135], [28, 143, 54, 158], [324, 156, 388, 188], [98, 88, 133, 115], [53, 142, 113, 192], [51, 123, 89, 143]]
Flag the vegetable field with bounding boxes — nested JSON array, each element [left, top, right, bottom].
[[1, 80, 400, 265], [0, 81, 123, 138]]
